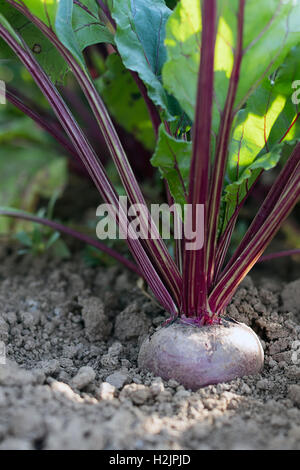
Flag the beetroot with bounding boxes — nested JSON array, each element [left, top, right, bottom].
[[1, 0, 299, 396], [138, 319, 264, 390]]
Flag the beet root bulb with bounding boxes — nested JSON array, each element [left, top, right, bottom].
[[138, 319, 264, 390]]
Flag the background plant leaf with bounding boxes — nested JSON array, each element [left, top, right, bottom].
[[95, 53, 155, 150], [0, 111, 67, 233]]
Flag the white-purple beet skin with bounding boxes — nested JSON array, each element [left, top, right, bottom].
[[138, 319, 264, 390]]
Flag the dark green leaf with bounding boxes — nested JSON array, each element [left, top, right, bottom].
[[56, 0, 114, 68], [73, 0, 114, 50], [112, 0, 172, 117]]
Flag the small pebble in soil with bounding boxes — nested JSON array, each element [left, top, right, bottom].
[[71, 366, 96, 390], [106, 371, 131, 390]]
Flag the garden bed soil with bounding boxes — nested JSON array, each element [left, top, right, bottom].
[[0, 245, 300, 450]]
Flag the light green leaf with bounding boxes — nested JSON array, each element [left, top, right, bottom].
[[234, 0, 300, 110], [95, 53, 155, 150], [15, 0, 58, 26], [227, 87, 286, 184], [163, 0, 300, 132], [162, 0, 202, 122], [223, 45, 300, 229], [111, 0, 172, 117], [13, 0, 85, 70], [151, 124, 191, 207], [162, 0, 234, 130]]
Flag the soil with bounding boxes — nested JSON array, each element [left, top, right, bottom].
[[0, 245, 300, 450]]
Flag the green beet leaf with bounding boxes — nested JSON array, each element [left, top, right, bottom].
[[111, 0, 172, 117], [151, 124, 191, 208], [163, 0, 300, 138], [73, 0, 114, 50], [223, 45, 300, 231]]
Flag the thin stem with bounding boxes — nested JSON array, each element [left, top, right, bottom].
[[206, 0, 245, 287], [182, 0, 217, 317], [258, 249, 300, 263], [74, 1, 98, 20], [61, 85, 104, 145], [279, 112, 300, 143], [130, 70, 161, 138], [0, 209, 140, 275], [97, 0, 116, 27]]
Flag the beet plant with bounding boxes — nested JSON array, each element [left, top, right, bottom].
[[0, 0, 300, 389]]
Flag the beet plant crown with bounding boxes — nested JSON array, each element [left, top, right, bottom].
[[0, 0, 299, 324]]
